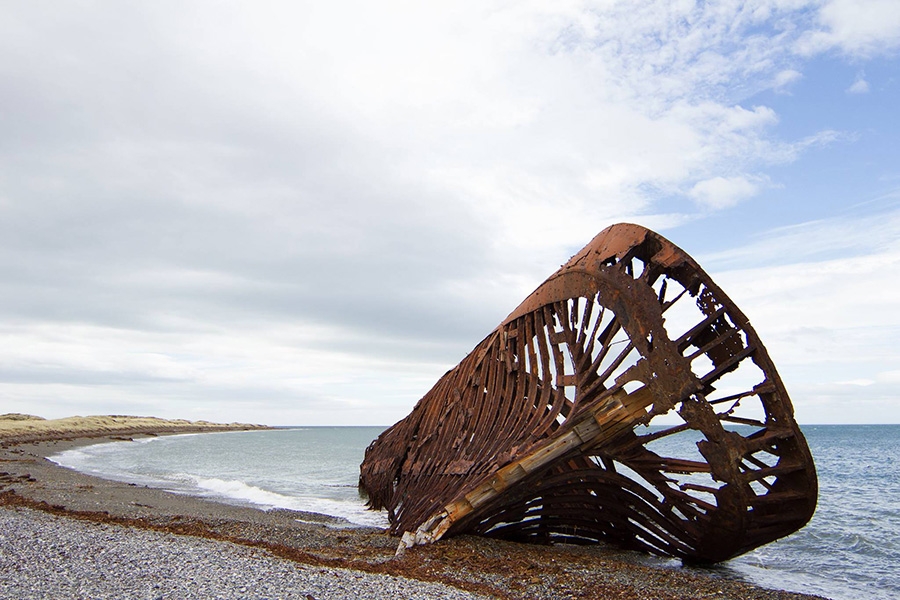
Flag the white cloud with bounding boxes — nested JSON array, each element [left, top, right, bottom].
[[0, 1, 898, 424], [707, 205, 900, 423], [701, 200, 900, 268], [773, 69, 803, 94], [689, 175, 761, 210], [835, 379, 875, 386], [847, 72, 871, 94], [797, 0, 900, 57]]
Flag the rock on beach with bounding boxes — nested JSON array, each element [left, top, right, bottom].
[[0, 506, 486, 600]]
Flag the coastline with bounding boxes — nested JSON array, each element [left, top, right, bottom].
[[0, 413, 269, 445], [0, 419, 827, 599]]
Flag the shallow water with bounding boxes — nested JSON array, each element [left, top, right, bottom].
[[51, 424, 900, 599], [51, 427, 389, 528]]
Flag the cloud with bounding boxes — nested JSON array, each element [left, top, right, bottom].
[[705, 204, 900, 423], [688, 175, 761, 210], [835, 379, 875, 386], [797, 0, 900, 57], [773, 69, 803, 94], [0, 1, 897, 424], [847, 72, 871, 94], [701, 197, 900, 269]]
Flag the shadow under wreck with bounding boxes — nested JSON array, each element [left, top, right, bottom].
[[359, 223, 817, 564]]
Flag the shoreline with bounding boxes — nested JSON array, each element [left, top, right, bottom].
[[0, 421, 827, 599]]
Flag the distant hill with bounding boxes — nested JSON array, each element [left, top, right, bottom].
[[0, 415, 268, 444], [0, 413, 46, 421]]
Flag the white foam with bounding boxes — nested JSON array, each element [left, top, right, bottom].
[[181, 475, 389, 528], [188, 475, 294, 508], [50, 445, 122, 474], [48, 448, 87, 467]]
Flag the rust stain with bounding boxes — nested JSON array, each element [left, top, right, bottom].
[[359, 223, 817, 563]]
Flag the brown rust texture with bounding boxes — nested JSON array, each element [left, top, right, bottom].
[[359, 223, 817, 563]]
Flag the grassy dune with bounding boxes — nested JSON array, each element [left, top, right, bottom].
[[0, 413, 267, 444]]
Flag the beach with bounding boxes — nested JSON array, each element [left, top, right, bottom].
[[0, 416, 826, 599]]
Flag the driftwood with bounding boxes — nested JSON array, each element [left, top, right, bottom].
[[359, 223, 817, 563]]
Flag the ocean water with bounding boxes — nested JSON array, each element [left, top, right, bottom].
[[721, 425, 900, 600], [50, 427, 390, 528], [50, 425, 899, 600]]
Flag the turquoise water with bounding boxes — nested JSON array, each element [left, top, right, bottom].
[[50, 425, 900, 600]]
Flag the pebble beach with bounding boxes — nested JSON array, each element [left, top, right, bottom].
[[0, 415, 827, 599], [0, 507, 484, 600]]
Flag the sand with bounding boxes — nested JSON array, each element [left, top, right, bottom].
[[0, 417, 827, 599]]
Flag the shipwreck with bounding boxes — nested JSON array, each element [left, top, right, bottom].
[[359, 223, 817, 563]]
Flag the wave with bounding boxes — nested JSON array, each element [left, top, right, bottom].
[[49, 443, 389, 529], [177, 474, 389, 529]]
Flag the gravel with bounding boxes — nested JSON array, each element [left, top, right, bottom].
[[0, 507, 489, 600]]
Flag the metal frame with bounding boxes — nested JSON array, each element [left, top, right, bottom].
[[360, 223, 817, 563]]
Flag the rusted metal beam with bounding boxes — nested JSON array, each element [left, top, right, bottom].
[[359, 223, 817, 563]]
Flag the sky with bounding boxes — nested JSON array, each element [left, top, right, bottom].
[[1, 0, 899, 426]]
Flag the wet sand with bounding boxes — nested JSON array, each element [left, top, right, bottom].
[[0, 420, 827, 599]]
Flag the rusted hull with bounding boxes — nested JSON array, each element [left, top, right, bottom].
[[359, 223, 817, 563]]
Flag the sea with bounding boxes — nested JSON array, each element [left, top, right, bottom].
[[49, 424, 899, 600]]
